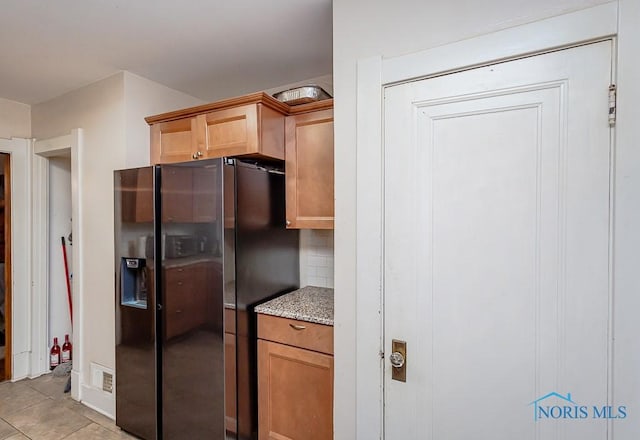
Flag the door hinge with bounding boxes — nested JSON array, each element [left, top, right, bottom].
[[608, 84, 617, 127]]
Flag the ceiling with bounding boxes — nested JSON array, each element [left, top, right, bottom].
[[0, 0, 333, 105]]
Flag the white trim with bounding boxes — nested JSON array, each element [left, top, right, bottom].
[[33, 133, 73, 378], [355, 3, 620, 438], [30, 152, 49, 376], [34, 134, 73, 158], [0, 137, 31, 381], [80, 382, 115, 419], [32, 129, 83, 394], [70, 128, 83, 402], [611, 0, 640, 438], [355, 55, 383, 440], [383, 1, 618, 85]]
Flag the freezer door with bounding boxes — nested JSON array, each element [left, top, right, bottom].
[[114, 166, 157, 440], [159, 159, 226, 439]]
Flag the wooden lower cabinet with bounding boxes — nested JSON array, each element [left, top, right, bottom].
[[257, 316, 333, 440]]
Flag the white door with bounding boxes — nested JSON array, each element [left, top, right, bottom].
[[384, 41, 613, 439]]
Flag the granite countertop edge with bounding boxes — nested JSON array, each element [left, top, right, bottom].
[[255, 286, 334, 326]]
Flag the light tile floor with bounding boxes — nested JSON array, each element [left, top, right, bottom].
[[0, 375, 136, 439]]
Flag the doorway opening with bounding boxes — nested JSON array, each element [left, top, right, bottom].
[[0, 152, 11, 381], [48, 154, 73, 367]]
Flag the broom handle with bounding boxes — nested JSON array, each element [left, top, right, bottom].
[[61, 237, 73, 326]]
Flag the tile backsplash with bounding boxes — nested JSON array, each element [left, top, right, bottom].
[[299, 229, 334, 289]]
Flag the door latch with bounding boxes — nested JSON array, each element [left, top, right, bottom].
[[390, 339, 407, 382]]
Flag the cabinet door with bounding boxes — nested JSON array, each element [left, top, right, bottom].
[[285, 109, 334, 229], [258, 340, 333, 440], [204, 104, 259, 158], [151, 117, 200, 164], [162, 167, 193, 223]]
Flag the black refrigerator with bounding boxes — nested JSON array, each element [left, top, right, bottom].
[[114, 158, 299, 440]]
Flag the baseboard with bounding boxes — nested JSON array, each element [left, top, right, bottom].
[[71, 370, 81, 400], [80, 383, 115, 419]]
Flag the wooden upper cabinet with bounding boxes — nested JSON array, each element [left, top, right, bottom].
[[147, 93, 288, 165], [285, 106, 334, 229], [203, 104, 284, 160], [151, 117, 199, 164]]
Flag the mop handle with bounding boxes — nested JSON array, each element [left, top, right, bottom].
[[61, 237, 73, 326]]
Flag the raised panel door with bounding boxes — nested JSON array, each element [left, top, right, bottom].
[[258, 339, 333, 440], [151, 117, 200, 164], [204, 105, 259, 158], [384, 41, 612, 439]]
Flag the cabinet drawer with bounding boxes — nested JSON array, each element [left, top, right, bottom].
[[257, 314, 333, 355]]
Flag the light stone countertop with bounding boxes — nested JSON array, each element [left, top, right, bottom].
[[254, 286, 334, 326]]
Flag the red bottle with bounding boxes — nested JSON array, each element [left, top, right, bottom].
[[50, 337, 61, 370], [62, 334, 72, 363]]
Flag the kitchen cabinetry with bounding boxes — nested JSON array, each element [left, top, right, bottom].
[[147, 93, 289, 165], [257, 314, 333, 440], [285, 102, 334, 229], [147, 93, 335, 230], [150, 117, 200, 164]]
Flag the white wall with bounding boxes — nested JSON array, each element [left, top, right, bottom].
[[32, 73, 126, 412], [0, 97, 30, 139], [123, 71, 205, 168], [31, 71, 202, 416], [48, 156, 72, 350], [333, 0, 614, 438]]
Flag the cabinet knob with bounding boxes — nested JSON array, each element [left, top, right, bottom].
[[196, 151, 203, 157], [286, 220, 291, 226], [192, 153, 198, 160]]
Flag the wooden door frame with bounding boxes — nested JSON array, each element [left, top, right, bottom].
[[0, 138, 30, 381], [3, 153, 11, 381], [351, 3, 622, 438]]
